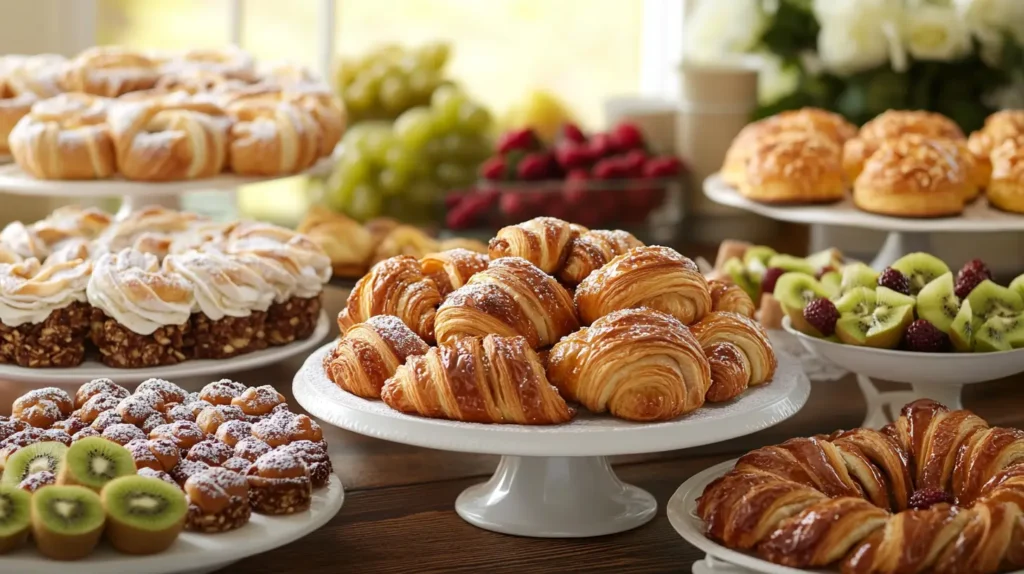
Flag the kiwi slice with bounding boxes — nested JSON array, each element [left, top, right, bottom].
[[743, 246, 777, 280], [949, 299, 977, 352], [820, 270, 842, 298], [0, 485, 30, 554], [774, 272, 829, 334], [973, 315, 1024, 352], [891, 252, 951, 296], [916, 273, 960, 333], [766, 254, 815, 276], [1, 442, 67, 487], [839, 262, 879, 295], [58, 437, 136, 492], [1009, 274, 1024, 301], [31, 485, 105, 560], [967, 280, 1024, 321], [834, 287, 915, 349], [805, 247, 843, 273], [723, 257, 759, 301], [102, 475, 187, 555]]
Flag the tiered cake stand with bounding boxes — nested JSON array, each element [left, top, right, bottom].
[[293, 341, 810, 538]]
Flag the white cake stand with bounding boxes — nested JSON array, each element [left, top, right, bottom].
[[293, 342, 811, 538], [0, 311, 329, 387], [703, 174, 1024, 269], [0, 474, 343, 574], [782, 317, 1024, 428]]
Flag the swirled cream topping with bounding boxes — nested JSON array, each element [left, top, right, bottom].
[[162, 248, 274, 319], [225, 222, 331, 300], [44, 238, 93, 267], [86, 248, 194, 335], [0, 257, 92, 326], [0, 222, 50, 261]]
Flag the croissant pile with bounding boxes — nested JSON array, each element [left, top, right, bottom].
[[324, 216, 778, 425], [0, 46, 345, 181], [697, 399, 1024, 574]]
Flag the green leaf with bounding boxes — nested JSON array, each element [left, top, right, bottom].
[[757, 0, 819, 59]]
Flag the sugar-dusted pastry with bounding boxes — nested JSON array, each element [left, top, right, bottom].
[[987, 136, 1024, 214], [245, 450, 312, 515], [370, 225, 440, 266], [338, 255, 441, 343], [278, 440, 333, 489], [575, 245, 711, 326], [220, 84, 344, 157], [4, 54, 64, 99], [968, 109, 1024, 186], [325, 315, 429, 399], [74, 379, 129, 410], [59, 46, 161, 97], [296, 206, 373, 278], [437, 237, 488, 254], [86, 248, 195, 367], [547, 308, 711, 421], [125, 438, 180, 473], [30, 205, 111, 249], [419, 248, 488, 297], [853, 134, 967, 217], [382, 334, 574, 425], [0, 221, 49, 261], [9, 93, 116, 180], [488, 217, 586, 274], [740, 131, 844, 204], [707, 279, 755, 318], [225, 99, 321, 175], [434, 257, 579, 348], [843, 109, 965, 182], [230, 385, 285, 416], [0, 59, 38, 155], [167, 46, 257, 82], [689, 311, 777, 403], [184, 466, 251, 532], [198, 379, 248, 406], [108, 97, 231, 181], [558, 229, 643, 286], [149, 420, 206, 454]]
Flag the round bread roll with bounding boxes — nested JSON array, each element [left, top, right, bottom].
[[843, 110, 964, 182], [738, 131, 844, 204], [987, 136, 1024, 214], [968, 110, 1024, 188], [853, 134, 966, 218]]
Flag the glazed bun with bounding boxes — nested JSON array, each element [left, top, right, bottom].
[[853, 134, 966, 218], [738, 132, 844, 204], [967, 110, 1024, 187], [843, 110, 964, 182], [987, 135, 1024, 214]]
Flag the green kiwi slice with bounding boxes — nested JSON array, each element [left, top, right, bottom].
[[723, 257, 759, 301], [58, 437, 136, 492], [966, 280, 1024, 321], [916, 273, 960, 333], [1009, 274, 1024, 301], [1, 442, 67, 487], [949, 299, 977, 352], [774, 272, 829, 334], [805, 247, 843, 273], [834, 287, 914, 349], [820, 270, 842, 298], [839, 262, 879, 295], [31, 485, 105, 560], [890, 252, 951, 296], [974, 315, 1024, 352], [742, 246, 777, 280], [102, 475, 187, 555], [766, 254, 815, 276], [0, 485, 30, 553]]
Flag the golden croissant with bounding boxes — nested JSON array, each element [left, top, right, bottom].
[[298, 206, 373, 278], [434, 256, 579, 348], [420, 248, 488, 297], [689, 311, 776, 403], [381, 334, 574, 425], [337, 255, 442, 343], [707, 279, 755, 318], [575, 245, 711, 326], [488, 217, 586, 274], [546, 307, 711, 422], [324, 315, 429, 399], [558, 229, 644, 286]]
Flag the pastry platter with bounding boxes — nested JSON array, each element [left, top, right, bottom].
[[0, 311, 329, 386], [703, 173, 1024, 269], [0, 474, 344, 574], [294, 341, 810, 538]]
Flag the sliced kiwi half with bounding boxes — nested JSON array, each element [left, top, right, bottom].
[[839, 262, 879, 295], [916, 272, 961, 333], [58, 437, 136, 492], [973, 315, 1024, 352], [820, 270, 842, 298], [723, 257, 759, 301], [805, 247, 843, 273], [890, 252, 951, 296], [967, 280, 1024, 321], [774, 272, 829, 334], [31, 485, 105, 560], [1, 442, 67, 487], [834, 287, 915, 349], [101, 475, 187, 555], [0, 485, 30, 554], [766, 254, 815, 276], [742, 246, 777, 280], [1009, 274, 1024, 301], [949, 299, 977, 352]]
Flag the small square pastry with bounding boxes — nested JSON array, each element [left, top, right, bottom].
[[184, 467, 252, 532], [278, 440, 332, 489], [245, 450, 312, 515], [125, 438, 180, 472]]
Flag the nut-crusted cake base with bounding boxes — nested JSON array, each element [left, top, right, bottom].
[[192, 311, 268, 359], [0, 301, 91, 367], [307, 460, 332, 489], [266, 295, 321, 346], [185, 496, 252, 533], [90, 309, 192, 368], [248, 475, 313, 515]]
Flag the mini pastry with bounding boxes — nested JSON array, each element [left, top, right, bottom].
[[337, 255, 441, 343], [558, 229, 644, 286], [199, 379, 248, 405], [50, 416, 88, 436], [225, 98, 321, 175], [136, 467, 178, 487], [689, 311, 777, 402], [278, 440, 332, 488], [708, 279, 756, 318], [75, 393, 121, 424], [169, 459, 209, 487], [30, 206, 111, 250], [141, 412, 169, 434], [116, 393, 163, 426], [13, 388, 73, 419], [148, 421, 205, 454], [9, 93, 116, 180], [74, 379, 130, 409], [488, 217, 585, 274], [843, 109, 964, 181], [284, 414, 322, 445], [296, 206, 374, 278], [185, 439, 234, 466], [251, 418, 291, 448], [72, 428, 101, 442], [90, 410, 124, 431], [184, 466, 251, 532], [165, 403, 196, 423], [125, 438, 180, 472], [234, 436, 273, 462], [221, 457, 253, 475], [0, 221, 49, 261], [325, 315, 429, 399], [231, 385, 285, 416], [195, 405, 245, 435], [369, 225, 442, 266], [59, 46, 160, 97], [419, 248, 489, 297], [134, 379, 188, 409], [968, 109, 1024, 186], [0, 58, 38, 155], [987, 136, 1024, 214], [214, 420, 252, 448], [101, 423, 147, 446], [853, 135, 966, 218], [740, 132, 844, 204], [94, 206, 204, 258], [245, 450, 312, 515]]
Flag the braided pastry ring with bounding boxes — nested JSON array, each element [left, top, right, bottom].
[[9, 93, 116, 180]]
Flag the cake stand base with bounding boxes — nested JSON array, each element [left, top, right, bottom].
[[857, 375, 964, 428], [455, 455, 656, 538], [870, 231, 931, 270]]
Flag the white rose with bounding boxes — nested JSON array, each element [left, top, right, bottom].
[[814, 0, 905, 75], [903, 5, 972, 61], [758, 53, 800, 105], [956, 0, 1024, 44], [684, 0, 767, 63]]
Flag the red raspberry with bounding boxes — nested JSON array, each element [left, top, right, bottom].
[[961, 258, 992, 280], [516, 153, 555, 181], [802, 298, 840, 337], [479, 156, 506, 180], [560, 123, 586, 144], [908, 488, 953, 510], [554, 142, 594, 171], [497, 128, 540, 155], [761, 267, 786, 296], [610, 122, 645, 151], [592, 157, 625, 180], [877, 267, 911, 295], [443, 191, 466, 209], [954, 268, 987, 299], [903, 319, 950, 353], [587, 133, 616, 159], [621, 149, 648, 178], [642, 156, 684, 178]]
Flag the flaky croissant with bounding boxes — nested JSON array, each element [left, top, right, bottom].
[[435, 257, 578, 348], [546, 307, 711, 421], [337, 255, 442, 343], [419, 248, 488, 297], [488, 217, 586, 274], [324, 315, 429, 399], [381, 334, 574, 425], [689, 311, 776, 402], [575, 245, 711, 326], [558, 229, 644, 286], [708, 279, 755, 318], [297, 206, 374, 278]]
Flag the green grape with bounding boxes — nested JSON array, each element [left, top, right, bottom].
[[407, 69, 440, 103], [383, 145, 417, 174], [379, 74, 413, 115], [457, 102, 492, 133], [435, 162, 474, 188], [406, 179, 443, 204], [394, 107, 437, 150], [437, 133, 491, 162], [345, 183, 385, 221], [377, 168, 410, 196], [336, 59, 359, 88], [416, 41, 451, 71], [430, 84, 465, 113], [422, 137, 445, 161], [343, 80, 376, 114]]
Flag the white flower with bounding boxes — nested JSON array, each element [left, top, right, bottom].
[[955, 0, 1024, 65], [683, 0, 767, 63], [903, 5, 972, 61], [758, 52, 800, 105], [814, 0, 905, 75]]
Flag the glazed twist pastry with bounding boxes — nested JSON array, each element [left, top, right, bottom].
[[0, 61, 37, 155], [708, 279, 755, 318], [488, 217, 586, 274], [557, 229, 643, 286], [108, 98, 231, 181], [222, 86, 344, 157], [759, 497, 891, 568], [381, 334, 573, 425], [9, 93, 116, 180], [419, 248, 489, 297], [155, 68, 249, 95], [324, 315, 429, 399], [225, 99, 321, 175], [546, 307, 710, 421], [434, 257, 579, 348], [337, 255, 441, 343], [689, 311, 776, 402], [168, 46, 257, 82], [296, 206, 374, 278], [831, 428, 914, 511], [575, 245, 711, 326], [59, 46, 160, 97]]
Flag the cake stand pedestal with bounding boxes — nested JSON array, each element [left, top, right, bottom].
[[703, 173, 1024, 269], [293, 342, 811, 537]]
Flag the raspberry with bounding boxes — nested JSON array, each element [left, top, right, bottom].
[[802, 298, 840, 337], [611, 122, 645, 151], [877, 267, 910, 295], [561, 123, 586, 144], [904, 319, 950, 353], [554, 142, 593, 171], [479, 156, 506, 180], [587, 133, 616, 159], [497, 128, 540, 155], [516, 153, 555, 181], [908, 488, 953, 510], [961, 258, 992, 280], [761, 267, 786, 295], [955, 262, 990, 299], [642, 156, 684, 178]]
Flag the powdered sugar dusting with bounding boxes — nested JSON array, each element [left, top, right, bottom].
[[102, 423, 146, 445], [363, 315, 429, 361]]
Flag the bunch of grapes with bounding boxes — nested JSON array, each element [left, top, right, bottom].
[[324, 85, 494, 223], [336, 41, 452, 123]]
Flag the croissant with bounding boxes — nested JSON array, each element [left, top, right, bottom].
[[546, 307, 710, 421], [708, 279, 755, 318], [297, 206, 374, 278], [689, 311, 776, 402], [558, 229, 644, 286], [381, 334, 573, 425], [434, 257, 579, 348], [226, 99, 321, 175], [337, 255, 442, 343], [324, 315, 429, 399], [370, 225, 440, 266], [488, 217, 586, 274], [575, 245, 711, 326], [419, 248, 489, 297]]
